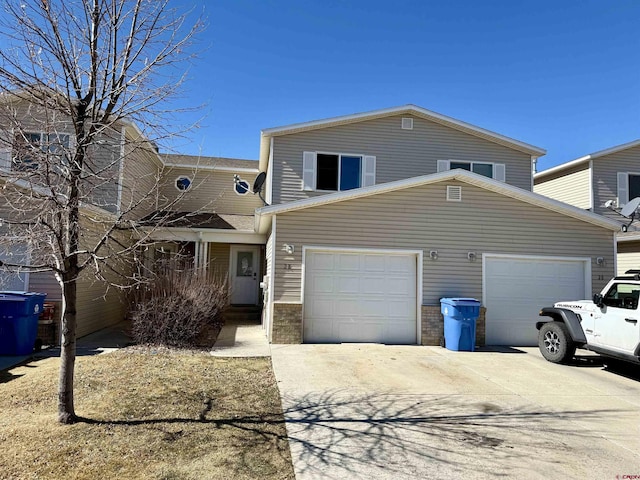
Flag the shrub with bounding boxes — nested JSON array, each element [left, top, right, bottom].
[[130, 263, 229, 347]]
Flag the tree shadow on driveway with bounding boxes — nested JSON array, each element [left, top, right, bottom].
[[279, 390, 627, 479]]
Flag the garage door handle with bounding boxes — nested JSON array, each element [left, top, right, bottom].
[[625, 318, 638, 324]]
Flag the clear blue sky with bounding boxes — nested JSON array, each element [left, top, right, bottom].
[[172, 0, 640, 172]]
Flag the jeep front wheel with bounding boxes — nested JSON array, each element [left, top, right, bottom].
[[538, 322, 575, 364]]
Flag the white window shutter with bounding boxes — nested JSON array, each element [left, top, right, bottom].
[[437, 160, 449, 173], [494, 163, 506, 182], [0, 129, 12, 169], [618, 172, 629, 207], [302, 151, 316, 191], [362, 155, 376, 187]]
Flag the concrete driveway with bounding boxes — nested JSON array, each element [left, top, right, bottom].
[[271, 344, 640, 480]]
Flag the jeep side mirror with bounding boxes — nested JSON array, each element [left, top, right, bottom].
[[593, 293, 604, 308]]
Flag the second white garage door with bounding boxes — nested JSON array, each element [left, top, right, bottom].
[[303, 249, 418, 344], [484, 255, 590, 346]]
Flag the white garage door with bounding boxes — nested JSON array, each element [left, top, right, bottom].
[[304, 250, 418, 344], [484, 255, 589, 346]]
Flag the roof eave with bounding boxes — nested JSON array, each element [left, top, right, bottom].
[[256, 170, 621, 232], [536, 139, 640, 181], [260, 104, 546, 157]]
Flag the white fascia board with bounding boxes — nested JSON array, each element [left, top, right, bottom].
[[163, 162, 259, 173], [255, 170, 621, 233], [260, 104, 546, 157], [616, 232, 640, 242], [534, 155, 591, 180], [536, 139, 640, 181], [140, 227, 266, 244]]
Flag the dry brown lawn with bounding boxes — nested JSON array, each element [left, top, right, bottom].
[[0, 351, 294, 480]]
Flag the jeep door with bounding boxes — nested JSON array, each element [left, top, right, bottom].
[[598, 282, 640, 353]]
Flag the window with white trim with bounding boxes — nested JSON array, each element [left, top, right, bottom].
[[437, 159, 506, 182], [302, 151, 376, 191], [12, 131, 70, 171], [617, 172, 640, 207]]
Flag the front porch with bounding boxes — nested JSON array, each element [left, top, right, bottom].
[[139, 211, 267, 309]]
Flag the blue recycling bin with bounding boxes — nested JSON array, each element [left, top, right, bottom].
[[440, 298, 481, 351], [0, 292, 47, 355]]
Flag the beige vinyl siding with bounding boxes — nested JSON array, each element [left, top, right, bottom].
[[617, 240, 640, 275], [119, 135, 162, 219], [0, 99, 126, 213], [592, 144, 640, 221], [158, 167, 263, 215], [534, 163, 591, 209], [271, 114, 533, 204], [208, 242, 231, 279], [75, 271, 127, 338], [75, 214, 131, 338], [272, 181, 614, 304], [28, 271, 61, 300]]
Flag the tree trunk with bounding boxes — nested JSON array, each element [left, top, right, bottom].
[[58, 272, 78, 424]]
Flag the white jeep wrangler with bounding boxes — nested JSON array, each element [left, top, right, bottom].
[[536, 270, 640, 365]]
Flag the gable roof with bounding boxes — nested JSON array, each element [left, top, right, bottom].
[[259, 105, 546, 171], [535, 139, 640, 181], [255, 169, 621, 233], [161, 154, 259, 172]]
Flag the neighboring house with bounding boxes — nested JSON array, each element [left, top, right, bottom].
[[534, 140, 640, 275], [254, 105, 620, 347], [0, 93, 157, 338]]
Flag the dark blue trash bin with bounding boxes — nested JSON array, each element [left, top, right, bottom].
[[440, 298, 481, 351], [0, 292, 47, 355]]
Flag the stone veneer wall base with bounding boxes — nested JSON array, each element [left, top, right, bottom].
[[421, 305, 486, 347], [271, 302, 303, 344]]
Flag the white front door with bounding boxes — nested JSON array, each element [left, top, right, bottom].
[[230, 246, 260, 305]]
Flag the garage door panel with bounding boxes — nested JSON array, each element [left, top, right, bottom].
[[304, 250, 417, 344], [309, 298, 334, 316], [336, 277, 360, 294], [363, 255, 386, 272], [485, 256, 587, 346], [360, 277, 387, 294], [387, 255, 415, 272]]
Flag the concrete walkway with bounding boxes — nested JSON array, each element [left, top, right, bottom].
[[210, 319, 270, 357], [1, 318, 270, 370], [0, 321, 133, 371]]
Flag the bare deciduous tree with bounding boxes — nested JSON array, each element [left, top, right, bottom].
[[0, 0, 204, 424]]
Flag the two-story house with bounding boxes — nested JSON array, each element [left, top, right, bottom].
[[250, 105, 619, 347], [0, 99, 622, 347], [534, 139, 640, 275]]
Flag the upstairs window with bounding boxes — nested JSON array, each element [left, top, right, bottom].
[[12, 132, 70, 171], [617, 172, 640, 207], [438, 160, 506, 182], [303, 151, 376, 191]]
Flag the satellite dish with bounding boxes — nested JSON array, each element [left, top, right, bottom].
[[621, 197, 640, 218], [252, 172, 269, 206], [253, 172, 266, 194]]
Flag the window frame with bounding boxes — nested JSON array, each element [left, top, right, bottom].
[[301, 150, 376, 193], [11, 130, 71, 172], [314, 151, 363, 192], [603, 282, 640, 310], [438, 159, 506, 182], [174, 175, 193, 192], [448, 160, 495, 177]]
